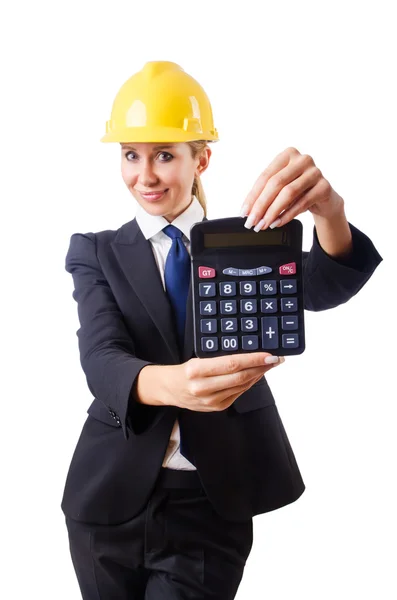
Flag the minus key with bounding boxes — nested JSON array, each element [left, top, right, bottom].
[[281, 316, 298, 330]]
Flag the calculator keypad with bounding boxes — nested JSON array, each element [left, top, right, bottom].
[[198, 263, 301, 354]]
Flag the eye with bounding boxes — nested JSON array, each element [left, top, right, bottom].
[[158, 152, 173, 161], [124, 151, 173, 162]]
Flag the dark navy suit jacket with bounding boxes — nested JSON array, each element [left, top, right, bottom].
[[61, 217, 382, 525]]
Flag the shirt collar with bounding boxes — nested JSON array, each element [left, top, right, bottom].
[[135, 195, 204, 241]]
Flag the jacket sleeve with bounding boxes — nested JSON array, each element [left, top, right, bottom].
[[65, 231, 164, 441], [302, 222, 383, 311]]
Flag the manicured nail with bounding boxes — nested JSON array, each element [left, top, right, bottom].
[[239, 203, 250, 217], [253, 217, 266, 232], [269, 218, 282, 229], [244, 213, 257, 229], [264, 356, 279, 364]]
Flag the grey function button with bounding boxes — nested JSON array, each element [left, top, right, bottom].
[[239, 268, 257, 276], [257, 266, 273, 275], [223, 267, 239, 276]]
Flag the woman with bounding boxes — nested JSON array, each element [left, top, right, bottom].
[[62, 61, 382, 599]]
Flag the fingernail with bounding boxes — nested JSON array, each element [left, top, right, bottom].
[[244, 213, 257, 229], [279, 356, 285, 364], [253, 217, 266, 232], [264, 356, 279, 364], [239, 203, 250, 217], [269, 218, 282, 229]]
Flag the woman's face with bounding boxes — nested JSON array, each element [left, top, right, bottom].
[[120, 142, 211, 222]]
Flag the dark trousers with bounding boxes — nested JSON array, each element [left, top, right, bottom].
[[65, 468, 253, 599]]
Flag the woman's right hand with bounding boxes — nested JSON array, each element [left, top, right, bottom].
[[165, 352, 285, 412]]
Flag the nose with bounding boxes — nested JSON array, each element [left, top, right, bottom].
[[137, 158, 160, 187]]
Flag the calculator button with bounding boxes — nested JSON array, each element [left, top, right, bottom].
[[281, 316, 298, 330], [279, 262, 296, 275], [200, 301, 217, 315], [241, 317, 258, 332], [199, 282, 216, 297], [219, 281, 237, 296], [280, 279, 297, 294], [239, 268, 257, 276], [199, 266, 216, 278], [282, 334, 299, 348], [242, 336, 259, 350], [260, 280, 277, 295], [221, 336, 239, 351], [240, 281, 257, 295], [261, 317, 279, 349], [200, 319, 218, 334], [220, 300, 237, 314], [223, 267, 239, 276], [201, 337, 218, 352], [257, 266, 273, 275], [240, 299, 257, 314], [261, 298, 278, 313], [221, 318, 238, 332], [281, 298, 297, 312]]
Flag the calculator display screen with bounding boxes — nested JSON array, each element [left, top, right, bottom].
[[203, 230, 288, 248]]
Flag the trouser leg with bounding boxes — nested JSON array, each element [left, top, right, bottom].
[[144, 469, 253, 600], [65, 509, 150, 600], [65, 468, 253, 600]]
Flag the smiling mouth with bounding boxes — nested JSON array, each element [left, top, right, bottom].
[[139, 189, 169, 201]]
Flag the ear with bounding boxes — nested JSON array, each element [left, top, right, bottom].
[[195, 146, 212, 177]]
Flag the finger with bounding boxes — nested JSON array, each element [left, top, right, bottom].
[[195, 359, 284, 397], [195, 352, 280, 379], [246, 159, 309, 229], [213, 359, 286, 411], [240, 150, 292, 216], [268, 178, 327, 228], [258, 166, 319, 230]]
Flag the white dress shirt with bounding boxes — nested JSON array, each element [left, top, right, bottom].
[[135, 195, 203, 470]]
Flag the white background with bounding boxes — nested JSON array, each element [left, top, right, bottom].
[[1, 1, 395, 598]]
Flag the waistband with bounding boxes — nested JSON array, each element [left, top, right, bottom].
[[156, 467, 203, 489]]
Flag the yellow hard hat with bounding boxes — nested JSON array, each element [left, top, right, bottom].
[[100, 61, 219, 144]]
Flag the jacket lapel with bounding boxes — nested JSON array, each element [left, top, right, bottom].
[[111, 215, 208, 364], [111, 218, 180, 363]]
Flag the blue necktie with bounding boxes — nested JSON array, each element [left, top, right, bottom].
[[163, 224, 191, 351], [163, 224, 195, 466]]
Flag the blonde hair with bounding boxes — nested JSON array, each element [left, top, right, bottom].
[[187, 140, 214, 218]]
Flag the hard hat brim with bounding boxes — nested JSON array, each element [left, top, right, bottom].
[[100, 126, 219, 144]]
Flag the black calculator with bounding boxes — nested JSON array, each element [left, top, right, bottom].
[[190, 216, 305, 358]]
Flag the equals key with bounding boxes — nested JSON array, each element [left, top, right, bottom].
[[282, 334, 299, 348]]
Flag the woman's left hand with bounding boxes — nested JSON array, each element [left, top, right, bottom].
[[239, 147, 345, 231]]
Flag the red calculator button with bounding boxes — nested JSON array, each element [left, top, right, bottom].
[[199, 266, 216, 278], [279, 262, 296, 275]]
